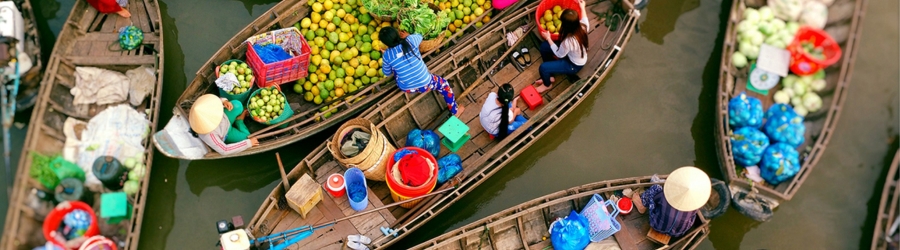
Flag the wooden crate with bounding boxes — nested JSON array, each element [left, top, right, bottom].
[[285, 174, 323, 218]]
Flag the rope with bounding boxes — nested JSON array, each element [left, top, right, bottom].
[[599, 0, 625, 50], [477, 224, 490, 250]]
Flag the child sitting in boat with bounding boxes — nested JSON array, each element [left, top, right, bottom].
[[535, 0, 589, 93], [86, 0, 132, 17], [189, 94, 259, 155], [379, 27, 464, 116], [640, 166, 710, 238], [479, 83, 527, 140]]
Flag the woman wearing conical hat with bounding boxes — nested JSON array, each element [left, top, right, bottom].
[[190, 94, 259, 155], [640, 166, 711, 237]]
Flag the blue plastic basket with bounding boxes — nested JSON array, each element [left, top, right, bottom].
[[580, 194, 621, 242], [344, 168, 368, 212]]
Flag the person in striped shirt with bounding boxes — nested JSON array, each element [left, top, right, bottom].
[[380, 27, 464, 115], [189, 94, 259, 155]]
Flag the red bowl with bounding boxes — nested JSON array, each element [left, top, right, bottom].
[[617, 197, 633, 215]]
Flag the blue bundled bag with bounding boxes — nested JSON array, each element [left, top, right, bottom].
[[728, 92, 764, 128], [437, 154, 462, 184], [760, 143, 801, 185], [252, 44, 292, 63], [763, 104, 805, 147], [550, 210, 591, 250], [405, 129, 441, 157], [731, 127, 770, 166]]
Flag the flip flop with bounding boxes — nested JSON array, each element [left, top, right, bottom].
[[521, 47, 532, 65]]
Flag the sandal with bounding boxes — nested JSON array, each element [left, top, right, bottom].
[[521, 47, 531, 65], [511, 51, 527, 66]]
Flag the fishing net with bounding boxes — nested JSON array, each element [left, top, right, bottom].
[[728, 92, 764, 128], [731, 127, 770, 166], [760, 143, 800, 185]]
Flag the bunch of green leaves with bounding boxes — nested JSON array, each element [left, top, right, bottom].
[[398, 5, 451, 40], [363, 0, 419, 17], [29, 152, 59, 189]]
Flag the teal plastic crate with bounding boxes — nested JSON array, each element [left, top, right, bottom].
[[438, 116, 470, 152], [100, 192, 132, 224]]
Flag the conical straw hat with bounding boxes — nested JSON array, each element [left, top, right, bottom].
[[189, 94, 224, 135], [663, 166, 711, 211]]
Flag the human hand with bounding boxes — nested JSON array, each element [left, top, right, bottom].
[[399, 30, 410, 39], [249, 137, 260, 146], [223, 100, 234, 111], [540, 30, 552, 41]]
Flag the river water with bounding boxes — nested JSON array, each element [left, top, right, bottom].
[[0, 0, 896, 249]]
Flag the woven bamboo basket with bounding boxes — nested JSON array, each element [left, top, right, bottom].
[[371, 13, 395, 23], [418, 33, 445, 53], [327, 118, 394, 181]]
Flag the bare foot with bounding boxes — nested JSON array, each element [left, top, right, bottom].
[[534, 77, 556, 86], [535, 84, 551, 94], [116, 8, 131, 18], [455, 105, 465, 116]]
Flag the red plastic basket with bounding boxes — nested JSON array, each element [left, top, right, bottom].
[[385, 147, 438, 197], [43, 201, 99, 249], [788, 26, 842, 76], [536, 0, 582, 41], [245, 27, 311, 88]]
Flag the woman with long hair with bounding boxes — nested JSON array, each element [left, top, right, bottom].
[[380, 27, 464, 115], [535, 0, 589, 93], [479, 83, 528, 140]]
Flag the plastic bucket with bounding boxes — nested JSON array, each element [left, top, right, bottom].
[[344, 168, 368, 212], [43, 201, 99, 249], [536, 0, 583, 41], [385, 147, 438, 208], [216, 59, 256, 103], [617, 197, 633, 215], [788, 26, 842, 76], [325, 173, 345, 198], [246, 85, 294, 126], [92, 156, 127, 191]]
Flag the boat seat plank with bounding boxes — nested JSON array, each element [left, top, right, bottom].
[[67, 55, 157, 66], [489, 220, 525, 250], [520, 210, 549, 246], [78, 33, 160, 43], [462, 230, 495, 250]]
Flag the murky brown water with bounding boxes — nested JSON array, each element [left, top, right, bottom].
[[1, 0, 896, 249]]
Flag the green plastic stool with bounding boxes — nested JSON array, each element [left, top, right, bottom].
[[100, 192, 132, 224], [438, 116, 470, 152]]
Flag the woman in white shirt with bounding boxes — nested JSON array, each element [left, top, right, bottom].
[[535, 0, 589, 93], [480, 84, 528, 139]]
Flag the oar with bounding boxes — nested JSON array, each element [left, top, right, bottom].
[[255, 184, 458, 248]]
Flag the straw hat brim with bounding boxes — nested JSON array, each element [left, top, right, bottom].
[[663, 166, 711, 212], [189, 94, 225, 135]]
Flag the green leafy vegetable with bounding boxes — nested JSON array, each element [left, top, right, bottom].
[[398, 5, 451, 40]]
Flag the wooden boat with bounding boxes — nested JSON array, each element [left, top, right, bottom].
[[151, 0, 523, 160], [410, 176, 711, 250], [1, 0, 163, 249], [714, 0, 868, 213], [3, 0, 44, 111], [872, 149, 899, 250], [243, 0, 638, 248]]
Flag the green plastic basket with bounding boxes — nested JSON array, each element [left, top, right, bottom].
[[217, 59, 255, 102], [246, 86, 294, 127]]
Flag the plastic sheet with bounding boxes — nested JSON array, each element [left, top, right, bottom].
[[763, 104, 805, 147], [728, 92, 764, 128], [550, 210, 591, 250], [731, 127, 770, 166], [437, 154, 462, 184], [760, 143, 800, 185], [252, 44, 292, 64], [405, 129, 441, 157]]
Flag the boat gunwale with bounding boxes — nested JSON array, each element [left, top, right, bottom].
[[871, 149, 900, 250], [0, 0, 164, 249], [714, 0, 868, 202], [409, 175, 712, 250]]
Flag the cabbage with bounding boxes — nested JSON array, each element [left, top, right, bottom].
[[129, 164, 146, 181], [784, 88, 795, 97], [810, 79, 827, 91], [791, 96, 803, 107], [732, 52, 748, 68], [792, 82, 807, 96], [737, 20, 755, 33], [802, 92, 823, 112], [782, 75, 799, 88], [124, 157, 137, 169], [740, 41, 760, 59], [813, 70, 826, 80], [758, 6, 774, 21], [770, 19, 786, 31], [758, 21, 775, 36], [793, 105, 808, 116], [774, 90, 791, 104], [747, 30, 765, 45], [769, 0, 804, 21], [744, 8, 761, 23], [786, 21, 800, 33], [123, 180, 140, 195]]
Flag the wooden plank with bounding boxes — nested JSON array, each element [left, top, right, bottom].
[[79, 32, 160, 43], [67, 55, 156, 65]]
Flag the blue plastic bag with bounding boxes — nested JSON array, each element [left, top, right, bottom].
[[728, 92, 764, 128], [550, 210, 591, 250], [760, 143, 801, 185], [253, 44, 292, 63], [405, 129, 441, 157], [731, 127, 770, 166], [393, 148, 417, 162], [437, 154, 462, 184], [763, 104, 805, 147]]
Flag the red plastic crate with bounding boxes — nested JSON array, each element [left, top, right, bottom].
[[536, 0, 583, 41], [245, 27, 311, 88], [520, 85, 543, 110]]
